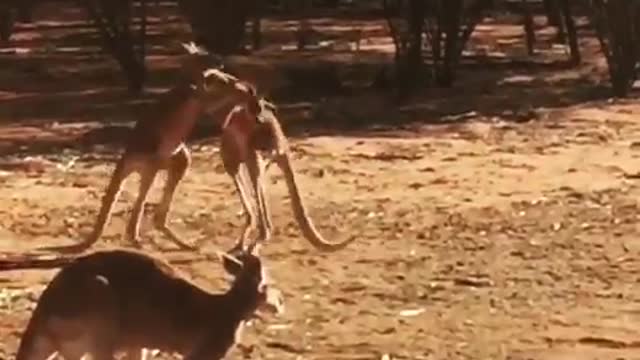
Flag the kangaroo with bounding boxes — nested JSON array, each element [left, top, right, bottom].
[[221, 97, 356, 253], [14, 245, 284, 360], [68, 42, 262, 252]]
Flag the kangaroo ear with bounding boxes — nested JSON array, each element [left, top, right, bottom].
[[261, 99, 277, 114], [182, 41, 208, 55], [247, 241, 262, 256], [181, 42, 194, 54], [232, 80, 257, 96], [218, 252, 244, 276]]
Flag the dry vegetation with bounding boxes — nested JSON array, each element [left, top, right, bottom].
[[0, 3, 639, 360]]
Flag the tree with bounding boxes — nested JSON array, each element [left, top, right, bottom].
[[178, 0, 256, 54], [0, 3, 13, 42], [520, 0, 536, 56], [383, 0, 493, 94], [0, 0, 34, 42], [424, 0, 493, 86], [543, 0, 563, 32], [558, 0, 580, 65], [82, 0, 149, 93], [589, 0, 640, 97], [382, 0, 425, 94]]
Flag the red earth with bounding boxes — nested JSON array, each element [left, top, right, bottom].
[[0, 3, 639, 360]]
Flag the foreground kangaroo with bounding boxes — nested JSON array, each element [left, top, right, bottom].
[[15, 246, 283, 360], [72, 42, 261, 251], [222, 97, 356, 252]]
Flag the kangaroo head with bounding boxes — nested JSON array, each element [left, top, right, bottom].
[[179, 42, 261, 115], [219, 250, 284, 316], [195, 68, 259, 115], [180, 41, 224, 84], [256, 98, 277, 119]]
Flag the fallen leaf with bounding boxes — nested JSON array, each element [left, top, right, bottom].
[[267, 324, 292, 331], [398, 308, 426, 317]]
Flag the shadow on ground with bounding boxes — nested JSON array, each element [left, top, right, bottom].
[[0, 3, 620, 158]]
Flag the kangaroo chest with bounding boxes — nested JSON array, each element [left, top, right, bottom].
[[128, 89, 202, 157]]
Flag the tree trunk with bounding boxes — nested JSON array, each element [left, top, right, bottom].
[[543, 0, 567, 44], [295, 0, 313, 50], [559, 0, 580, 65], [590, 0, 640, 97], [179, 0, 253, 54], [83, 0, 147, 93], [543, 0, 562, 27], [522, 0, 536, 56], [0, 4, 13, 42], [16, 0, 34, 23], [381, 0, 409, 93], [459, 0, 493, 48], [398, 0, 425, 93], [438, 0, 463, 86], [424, 0, 490, 88], [384, 0, 488, 92]]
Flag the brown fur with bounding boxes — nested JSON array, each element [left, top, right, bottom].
[[15, 248, 283, 360], [59, 43, 261, 252], [221, 98, 356, 252]]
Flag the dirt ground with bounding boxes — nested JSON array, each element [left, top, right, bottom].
[[1, 4, 640, 360]]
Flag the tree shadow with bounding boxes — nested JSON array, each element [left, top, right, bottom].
[[0, 5, 618, 157], [0, 55, 614, 157]]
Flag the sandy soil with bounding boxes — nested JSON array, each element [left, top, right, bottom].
[[0, 4, 639, 360]]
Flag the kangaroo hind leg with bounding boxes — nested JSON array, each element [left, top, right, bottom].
[[246, 151, 272, 246], [154, 145, 194, 250], [125, 161, 159, 249]]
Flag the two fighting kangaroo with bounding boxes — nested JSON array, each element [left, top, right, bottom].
[[69, 42, 355, 253], [12, 42, 356, 360]]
